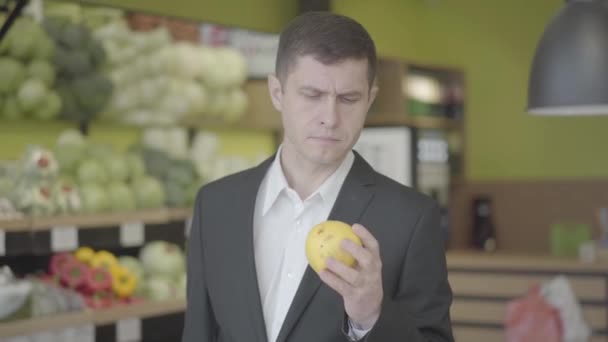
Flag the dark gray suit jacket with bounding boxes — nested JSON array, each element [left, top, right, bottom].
[[182, 151, 454, 342]]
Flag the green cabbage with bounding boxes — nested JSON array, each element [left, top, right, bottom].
[[27, 60, 56, 87], [0, 58, 25, 94], [17, 79, 47, 113]]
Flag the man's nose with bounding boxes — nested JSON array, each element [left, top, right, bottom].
[[319, 97, 339, 128]]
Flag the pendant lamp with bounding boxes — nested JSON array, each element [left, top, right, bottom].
[[528, 0, 608, 115]]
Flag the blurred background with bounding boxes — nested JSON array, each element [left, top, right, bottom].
[[0, 0, 607, 341]]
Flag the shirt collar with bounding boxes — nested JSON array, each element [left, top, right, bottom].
[[260, 145, 355, 215]]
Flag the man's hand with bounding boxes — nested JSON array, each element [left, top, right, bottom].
[[319, 223, 383, 330]]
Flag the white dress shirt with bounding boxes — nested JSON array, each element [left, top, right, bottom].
[[253, 147, 368, 342]]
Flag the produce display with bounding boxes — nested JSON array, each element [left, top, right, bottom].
[[96, 18, 248, 125], [0, 17, 62, 120], [0, 1, 272, 337], [0, 241, 186, 324], [0, 266, 86, 322], [43, 16, 113, 123], [0, 129, 174, 216], [47, 242, 186, 306], [1, 1, 250, 125]]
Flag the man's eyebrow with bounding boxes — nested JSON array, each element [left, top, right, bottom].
[[298, 86, 363, 97], [298, 86, 325, 93], [338, 90, 363, 97]]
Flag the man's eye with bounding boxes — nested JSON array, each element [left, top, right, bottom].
[[340, 96, 359, 104], [303, 93, 321, 99]]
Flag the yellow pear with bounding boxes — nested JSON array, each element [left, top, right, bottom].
[[305, 220, 362, 273]]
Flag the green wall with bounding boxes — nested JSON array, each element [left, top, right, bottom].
[[334, 0, 608, 181]]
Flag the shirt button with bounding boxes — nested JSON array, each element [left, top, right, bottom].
[[296, 219, 302, 226], [287, 272, 294, 279]]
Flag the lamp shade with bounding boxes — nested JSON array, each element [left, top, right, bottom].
[[528, 0, 608, 115]]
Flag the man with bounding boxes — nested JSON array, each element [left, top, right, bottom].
[[182, 11, 453, 342]]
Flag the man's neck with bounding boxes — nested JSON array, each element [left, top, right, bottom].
[[279, 145, 343, 200]]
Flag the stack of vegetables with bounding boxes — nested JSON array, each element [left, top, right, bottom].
[[139, 241, 186, 301], [1, 1, 250, 125], [0, 17, 62, 120], [43, 241, 186, 308], [53, 129, 166, 213], [46, 248, 141, 309], [42, 16, 113, 124], [137, 127, 205, 208], [93, 16, 249, 125], [7, 145, 81, 217], [0, 128, 168, 217]]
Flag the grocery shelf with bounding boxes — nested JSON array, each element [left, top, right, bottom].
[[0, 309, 90, 338], [0, 208, 194, 233], [0, 217, 30, 232], [30, 209, 170, 231], [0, 299, 186, 338], [93, 298, 186, 326], [166, 208, 193, 222], [365, 114, 462, 130]]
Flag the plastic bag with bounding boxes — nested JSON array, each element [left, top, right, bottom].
[[505, 285, 563, 342], [541, 276, 591, 342]]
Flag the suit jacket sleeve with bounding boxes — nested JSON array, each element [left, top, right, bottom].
[[182, 189, 218, 342], [365, 201, 454, 342]]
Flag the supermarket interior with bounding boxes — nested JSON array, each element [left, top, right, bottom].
[[1, 0, 608, 341]]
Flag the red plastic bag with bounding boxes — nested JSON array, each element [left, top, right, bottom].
[[505, 285, 563, 342]]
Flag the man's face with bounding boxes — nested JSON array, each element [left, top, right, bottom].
[[268, 55, 377, 168]]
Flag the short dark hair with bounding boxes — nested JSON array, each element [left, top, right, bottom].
[[275, 12, 377, 88]]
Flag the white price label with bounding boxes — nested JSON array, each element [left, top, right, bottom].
[[51, 225, 78, 252], [0, 230, 5, 256], [120, 221, 145, 247], [116, 317, 141, 342]]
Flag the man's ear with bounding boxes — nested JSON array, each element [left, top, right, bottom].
[[268, 74, 283, 112], [368, 84, 379, 106]]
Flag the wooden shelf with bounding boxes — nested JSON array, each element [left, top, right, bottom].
[[167, 208, 192, 222], [30, 209, 170, 231], [0, 208, 192, 232], [365, 114, 462, 130], [0, 217, 30, 232], [0, 299, 186, 338], [447, 249, 608, 273], [92, 298, 186, 325]]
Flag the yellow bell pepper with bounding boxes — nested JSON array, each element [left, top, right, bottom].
[[110, 265, 138, 298], [90, 250, 118, 270], [74, 246, 95, 265]]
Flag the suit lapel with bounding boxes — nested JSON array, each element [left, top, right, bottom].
[[276, 152, 376, 342], [235, 156, 275, 342]]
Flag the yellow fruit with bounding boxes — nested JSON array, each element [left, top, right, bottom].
[[90, 250, 118, 270], [74, 246, 95, 265], [305, 220, 362, 274]]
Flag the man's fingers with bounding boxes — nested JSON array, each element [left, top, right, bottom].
[[325, 257, 360, 286], [340, 239, 373, 269], [352, 224, 380, 254], [319, 268, 352, 297]]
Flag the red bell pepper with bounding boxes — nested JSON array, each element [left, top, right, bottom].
[[49, 253, 76, 276], [60, 261, 88, 291], [84, 267, 112, 295]]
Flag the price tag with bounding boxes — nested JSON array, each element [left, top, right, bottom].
[[51, 225, 78, 252], [116, 317, 141, 342], [120, 221, 145, 247], [0, 230, 5, 256]]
